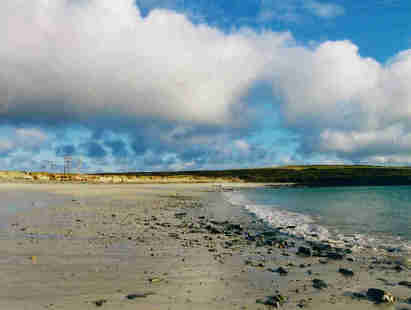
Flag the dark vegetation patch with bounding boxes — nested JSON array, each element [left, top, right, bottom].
[[96, 165, 411, 187]]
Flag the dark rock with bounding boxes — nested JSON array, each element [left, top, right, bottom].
[[245, 233, 256, 241], [395, 265, 405, 272], [174, 212, 187, 218], [260, 230, 280, 238], [168, 233, 180, 239], [366, 288, 395, 303], [205, 224, 223, 234], [225, 223, 243, 231], [327, 252, 344, 260], [399, 281, 411, 288], [312, 279, 328, 289], [256, 294, 287, 307], [126, 292, 155, 299], [267, 267, 288, 275], [93, 299, 107, 307], [245, 260, 265, 268], [276, 267, 288, 275], [339, 268, 354, 277], [309, 242, 331, 252], [210, 220, 228, 226], [297, 246, 312, 257]]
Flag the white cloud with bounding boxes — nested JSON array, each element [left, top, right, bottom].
[[0, 128, 49, 155], [304, 0, 345, 19], [257, 0, 345, 23], [2, 0, 411, 165], [0, 0, 289, 125], [234, 140, 251, 153], [16, 128, 48, 145]]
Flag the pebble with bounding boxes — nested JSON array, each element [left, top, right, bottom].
[[399, 281, 411, 288], [338, 268, 354, 277], [366, 288, 395, 303], [256, 294, 287, 307], [297, 246, 312, 257], [93, 299, 107, 307], [312, 279, 328, 289], [126, 292, 155, 299]]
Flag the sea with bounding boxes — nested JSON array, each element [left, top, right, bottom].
[[223, 185, 411, 253]]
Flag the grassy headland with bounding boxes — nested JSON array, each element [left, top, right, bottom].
[[98, 165, 411, 186], [3, 165, 411, 186]]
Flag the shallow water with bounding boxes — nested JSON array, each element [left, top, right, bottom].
[[224, 186, 411, 251]]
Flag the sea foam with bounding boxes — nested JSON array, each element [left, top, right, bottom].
[[222, 190, 411, 254]]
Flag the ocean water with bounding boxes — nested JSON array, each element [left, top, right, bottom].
[[223, 186, 411, 252]]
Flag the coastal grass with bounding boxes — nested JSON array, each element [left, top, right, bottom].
[[98, 165, 411, 186], [4, 165, 411, 186]]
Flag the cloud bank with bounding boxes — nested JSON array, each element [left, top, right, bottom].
[[2, 0, 411, 169]]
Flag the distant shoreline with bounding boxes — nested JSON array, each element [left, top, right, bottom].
[[3, 165, 411, 186]]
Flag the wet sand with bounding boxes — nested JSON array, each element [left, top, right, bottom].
[[0, 183, 410, 309]]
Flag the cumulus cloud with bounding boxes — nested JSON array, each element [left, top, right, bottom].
[[0, 127, 49, 157], [2, 0, 411, 168], [0, 0, 287, 125], [267, 40, 411, 163]]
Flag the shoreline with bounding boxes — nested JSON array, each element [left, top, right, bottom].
[[223, 188, 411, 257], [0, 183, 410, 309]]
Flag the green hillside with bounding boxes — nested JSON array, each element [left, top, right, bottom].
[[97, 165, 411, 186]]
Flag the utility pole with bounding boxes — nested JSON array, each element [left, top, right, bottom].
[[76, 158, 82, 174], [64, 156, 72, 175]]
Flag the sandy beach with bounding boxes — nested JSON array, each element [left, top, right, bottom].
[[0, 182, 410, 310]]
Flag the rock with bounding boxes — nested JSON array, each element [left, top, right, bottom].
[[309, 242, 332, 253], [346, 255, 355, 262], [327, 252, 344, 260], [297, 246, 312, 257], [395, 265, 405, 272], [245, 260, 265, 268], [366, 288, 395, 303], [256, 240, 265, 247], [148, 277, 164, 283], [256, 294, 287, 307], [205, 224, 223, 234], [338, 268, 354, 277], [126, 292, 155, 299], [267, 267, 288, 275], [174, 212, 187, 218], [168, 232, 180, 239], [312, 279, 328, 289], [398, 281, 411, 288], [225, 223, 243, 231], [297, 299, 309, 308], [393, 256, 411, 268], [93, 299, 107, 307], [260, 230, 280, 238]]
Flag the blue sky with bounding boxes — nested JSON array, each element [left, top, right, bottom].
[[1, 0, 411, 172]]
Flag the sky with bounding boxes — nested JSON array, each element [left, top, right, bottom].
[[2, 0, 411, 172]]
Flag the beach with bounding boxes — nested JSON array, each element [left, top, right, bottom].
[[0, 182, 410, 309]]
